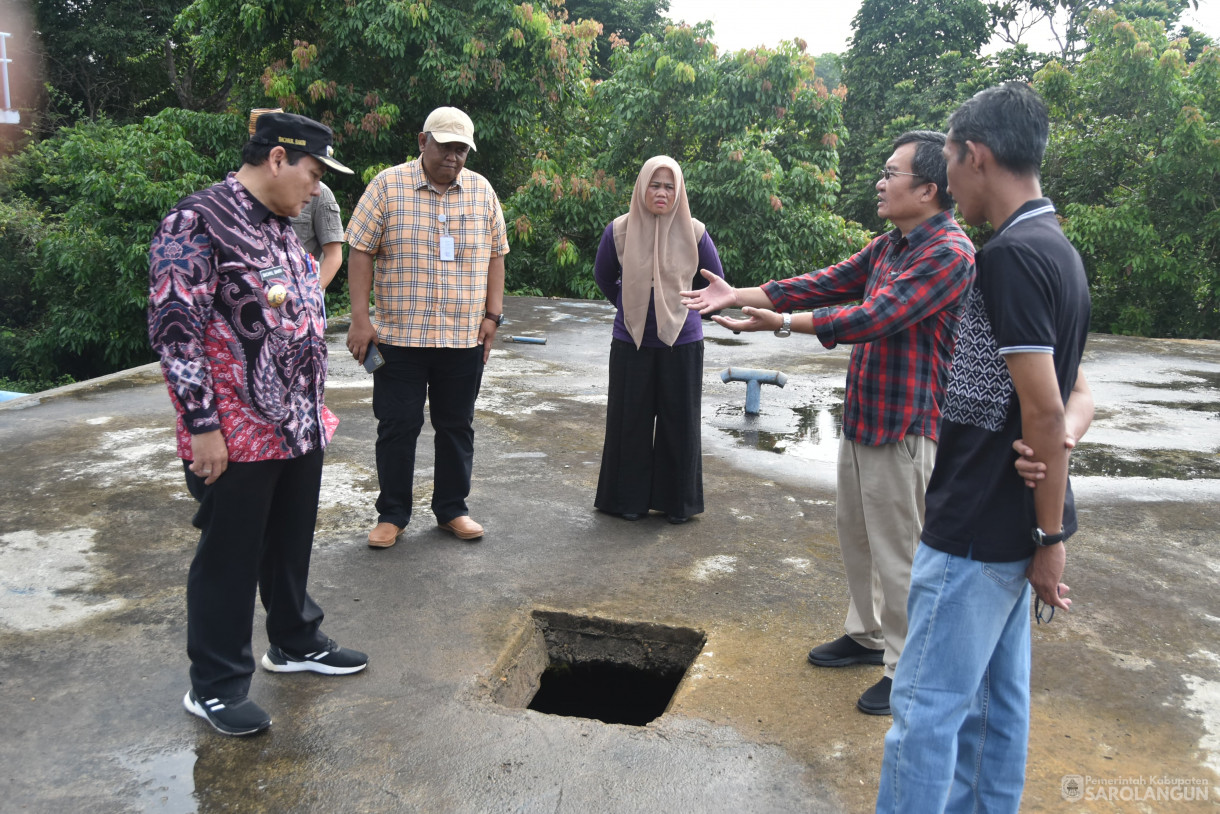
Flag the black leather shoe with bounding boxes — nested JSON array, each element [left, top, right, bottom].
[[620, 513, 641, 521], [666, 515, 689, 524], [857, 676, 892, 715], [807, 634, 885, 667]]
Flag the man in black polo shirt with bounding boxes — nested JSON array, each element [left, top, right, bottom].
[[876, 83, 1095, 812]]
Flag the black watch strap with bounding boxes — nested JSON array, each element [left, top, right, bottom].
[[1032, 527, 1065, 547]]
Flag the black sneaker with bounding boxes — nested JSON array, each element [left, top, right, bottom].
[[807, 634, 885, 667], [183, 690, 271, 736], [857, 676, 893, 716], [261, 638, 368, 675]]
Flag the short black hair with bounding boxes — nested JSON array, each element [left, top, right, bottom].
[[946, 82, 1049, 177], [893, 130, 953, 211], [241, 141, 310, 168]]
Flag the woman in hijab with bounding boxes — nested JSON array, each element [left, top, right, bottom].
[[593, 156, 725, 524]]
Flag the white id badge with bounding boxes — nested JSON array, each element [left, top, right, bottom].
[[439, 234, 455, 261]]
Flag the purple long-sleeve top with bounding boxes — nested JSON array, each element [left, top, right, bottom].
[[593, 222, 725, 347]]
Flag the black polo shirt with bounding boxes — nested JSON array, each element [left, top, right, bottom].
[[921, 198, 1091, 562]]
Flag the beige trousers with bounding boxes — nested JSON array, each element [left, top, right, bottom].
[[835, 434, 936, 678]]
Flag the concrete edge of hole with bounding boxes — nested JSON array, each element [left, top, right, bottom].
[[485, 615, 550, 709], [534, 610, 707, 675]]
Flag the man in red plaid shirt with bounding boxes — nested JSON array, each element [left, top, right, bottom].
[[682, 130, 975, 715]]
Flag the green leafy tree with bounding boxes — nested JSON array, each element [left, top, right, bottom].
[[988, 0, 1200, 61], [564, 0, 671, 79], [0, 109, 245, 379], [1036, 9, 1220, 337], [176, 0, 601, 196], [31, 0, 229, 125], [839, 0, 991, 230], [0, 195, 54, 389], [812, 51, 844, 90], [504, 24, 870, 297]]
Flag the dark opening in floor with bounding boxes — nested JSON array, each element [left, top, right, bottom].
[[488, 610, 706, 727], [528, 660, 688, 726]]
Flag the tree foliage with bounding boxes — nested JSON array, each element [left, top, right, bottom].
[[503, 24, 870, 297], [31, 0, 231, 128], [175, 0, 601, 197], [989, 0, 1199, 61], [1036, 9, 1220, 337], [839, 0, 992, 229], [565, 0, 671, 79], [0, 109, 245, 381]]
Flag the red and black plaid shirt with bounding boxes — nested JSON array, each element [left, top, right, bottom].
[[762, 209, 975, 446]]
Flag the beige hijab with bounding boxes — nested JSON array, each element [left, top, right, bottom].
[[618, 156, 701, 348]]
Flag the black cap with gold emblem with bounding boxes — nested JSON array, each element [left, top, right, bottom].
[[250, 111, 354, 175]]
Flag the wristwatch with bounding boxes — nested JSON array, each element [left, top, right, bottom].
[[1032, 527, 1065, 547], [484, 311, 504, 326], [773, 312, 792, 338]]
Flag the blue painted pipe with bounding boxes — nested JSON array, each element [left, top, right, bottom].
[[507, 336, 547, 345], [719, 367, 788, 415]]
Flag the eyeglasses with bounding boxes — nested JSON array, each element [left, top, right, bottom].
[[879, 168, 926, 181], [1035, 595, 1055, 625]]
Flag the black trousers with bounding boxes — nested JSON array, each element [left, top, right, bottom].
[[372, 344, 484, 528], [595, 339, 705, 518], [183, 449, 327, 700]]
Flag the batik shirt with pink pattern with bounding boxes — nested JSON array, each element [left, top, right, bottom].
[[148, 173, 338, 462]]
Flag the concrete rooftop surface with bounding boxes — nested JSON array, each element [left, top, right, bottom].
[[2, 295, 1218, 813]]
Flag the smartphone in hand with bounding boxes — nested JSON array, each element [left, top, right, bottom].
[[363, 342, 385, 373]]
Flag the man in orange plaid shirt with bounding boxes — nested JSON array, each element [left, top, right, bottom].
[[345, 107, 508, 548]]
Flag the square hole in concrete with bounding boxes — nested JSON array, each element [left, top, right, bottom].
[[489, 610, 706, 726]]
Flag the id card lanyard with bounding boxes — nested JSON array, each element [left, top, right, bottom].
[[438, 212, 455, 261]]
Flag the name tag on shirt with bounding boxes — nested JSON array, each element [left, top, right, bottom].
[[260, 265, 288, 283], [439, 235, 455, 261]]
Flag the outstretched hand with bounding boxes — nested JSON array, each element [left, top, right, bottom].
[[711, 306, 782, 334], [681, 269, 737, 314]]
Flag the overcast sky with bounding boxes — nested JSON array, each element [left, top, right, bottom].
[[663, 0, 1220, 56]]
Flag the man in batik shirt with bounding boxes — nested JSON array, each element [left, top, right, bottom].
[[149, 111, 367, 737]]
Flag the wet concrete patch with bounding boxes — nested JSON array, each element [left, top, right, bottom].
[[115, 747, 197, 814], [0, 528, 124, 631], [1072, 443, 1220, 479], [716, 401, 845, 459]]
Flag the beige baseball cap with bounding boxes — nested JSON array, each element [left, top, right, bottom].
[[422, 106, 477, 151]]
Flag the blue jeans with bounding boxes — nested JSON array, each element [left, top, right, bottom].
[[877, 544, 1032, 814]]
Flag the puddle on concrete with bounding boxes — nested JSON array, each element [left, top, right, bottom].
[[117, 747, 197, 814], [716, 400, 844, 459], [1137, 400, 1220, 416], [715, 398, 1219, 480], [1130, 369, 1220, 391], [1071, 444, 1220, 480]]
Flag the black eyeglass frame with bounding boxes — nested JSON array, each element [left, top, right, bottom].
[[879, 168, 928, 181]]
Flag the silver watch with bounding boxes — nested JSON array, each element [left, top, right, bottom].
[[773, 312, 792, 338]]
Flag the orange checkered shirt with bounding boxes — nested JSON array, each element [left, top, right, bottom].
[[346, 160, 508, 348]]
